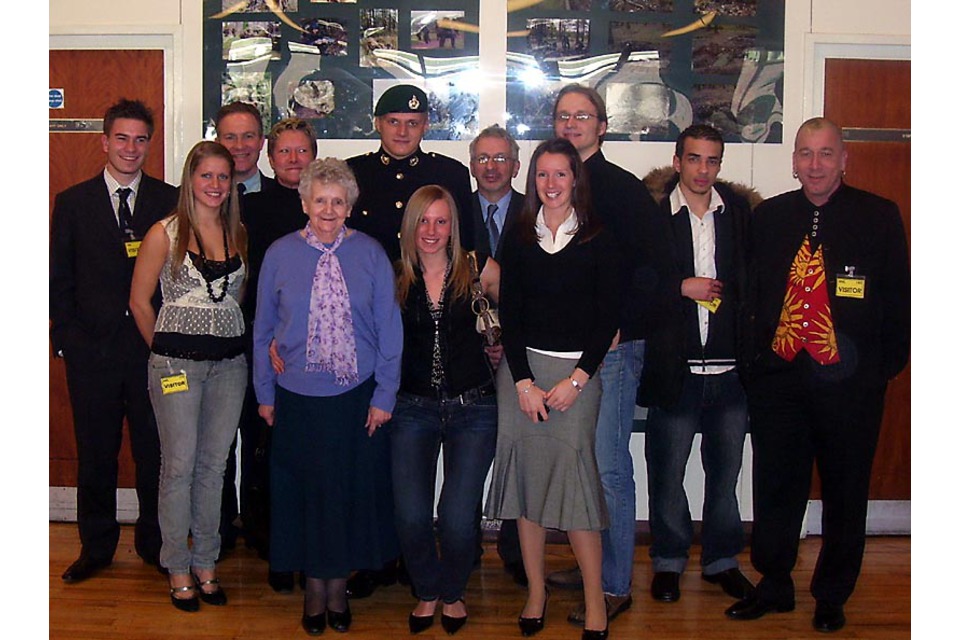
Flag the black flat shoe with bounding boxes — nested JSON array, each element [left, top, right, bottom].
[[408, 612, 434, 634], [651, 571, 681, 602], [725, 594, 795, 620], [518, 590, 549, 637], [702, 568, 755, 600], [169, 584, 200, 612], [269, 570, 295, 593], [327, 604, 352, 633], [61, 555, 111, 583], [440, 599, 467, 635], [302, 612, 326, 635], [581, 628, 609, 640], [813, 602, 846, 633], [193, 574, 228, 606]]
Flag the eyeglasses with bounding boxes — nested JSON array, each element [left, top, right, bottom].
[[555, 112, 598, 122], [473, 154, 514, 165]]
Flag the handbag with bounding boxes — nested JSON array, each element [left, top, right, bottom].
[[467, 251, 501, 346]]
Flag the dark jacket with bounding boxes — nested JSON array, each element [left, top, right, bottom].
[[50, 172, 178, 358], [742, 183, 910, 387], [639, 179, 751, 409]]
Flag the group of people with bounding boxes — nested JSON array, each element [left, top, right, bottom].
[[51, 81, 909, 639]]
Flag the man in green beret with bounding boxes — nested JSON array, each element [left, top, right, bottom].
[[346, 84, 475, 264]]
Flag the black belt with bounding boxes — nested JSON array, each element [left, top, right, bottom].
[[403, 382, 496, 407]]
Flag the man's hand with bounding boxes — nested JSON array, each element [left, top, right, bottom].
[[681, 277, 723, 301]]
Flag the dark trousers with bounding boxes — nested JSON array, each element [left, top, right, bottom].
[[63, 321, 161, 563], [747, 354, 886, 607], [221, 376, 272, 554]]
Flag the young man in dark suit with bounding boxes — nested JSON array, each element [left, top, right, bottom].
[[50, 98, 178, 583]]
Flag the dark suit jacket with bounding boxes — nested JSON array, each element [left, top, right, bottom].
[[471, 188, 523, 261], [50, 172, 178, 358], [743, 183, 910, 387]]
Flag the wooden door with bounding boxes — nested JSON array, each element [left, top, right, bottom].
[[49, 49, 167, 488], [823, 58, 911, 500]]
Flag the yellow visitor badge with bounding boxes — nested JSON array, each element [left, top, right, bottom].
[[125, 240, 142, 258], [836, 276, 865, 299], [160, 372, 189, 395], [696, 297, 722, 313]]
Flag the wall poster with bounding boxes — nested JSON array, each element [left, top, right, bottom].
[[203, 1, 785, 144]]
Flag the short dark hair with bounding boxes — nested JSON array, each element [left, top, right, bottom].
[[215, 101, 264, 136], [103, 99, 155, 138], [675, 124, 724, 160]]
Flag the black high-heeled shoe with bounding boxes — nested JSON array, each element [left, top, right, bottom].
[[327, 602, 352, 633], [302, 612, 327, 635], [440, 598, 467, 635], [192, 573, 227, 606], [409, 611, 435, 634], [518, 590, 549, 637], [169, 584, 199, 612], [581, 628, 609, 640]]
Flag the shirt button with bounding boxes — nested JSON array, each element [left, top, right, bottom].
[[396, 173, 404, 180], [803, 303, 810, 309], [362, 210, 368, 216], [395, 201, 403, 209], [802, 321, 809, 328]]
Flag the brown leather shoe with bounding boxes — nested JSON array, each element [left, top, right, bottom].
[[567, 593, 633, 626], [546, 566, 583, 590]]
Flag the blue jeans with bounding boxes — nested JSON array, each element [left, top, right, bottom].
[[388, 391, 497, 602], [148, 353, 247, 574], [596, 339, 644, 596], [645, 370, 748, 575]]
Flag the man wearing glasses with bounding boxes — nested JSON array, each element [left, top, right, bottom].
[[469, 124, 523, 260], [548, 84, 669, 628]]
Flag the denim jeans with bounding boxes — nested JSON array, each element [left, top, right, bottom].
[[148, 353, 247, 574], [645, 370, 748, 575], [595, 339, 644, 596], [388, 391, 497, 602]]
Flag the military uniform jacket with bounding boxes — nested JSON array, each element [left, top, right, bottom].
[[346, 147, 474, 263]]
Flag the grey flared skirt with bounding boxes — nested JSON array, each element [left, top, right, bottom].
[[484, 349, 609, 532]]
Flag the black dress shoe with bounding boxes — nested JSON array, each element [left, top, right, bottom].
[[518, 591, 549, 637], [651, 571, 681, 602], [327, 604, 352, 633], [302, 612, 326, 635], [441, 599, 468, 635], [725, 594, 795, 620], [504, 560, 529, 587], [813, 602, 846, 632], [702, 568, 755, 600], [346, 568, 396, 599], [269, 570, 295, 593], [61, 556, 111, 583], [408, 612, 435, 634], [581, 628, 609, 640]]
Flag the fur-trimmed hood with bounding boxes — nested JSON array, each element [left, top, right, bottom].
[[642, 165, 765, 210]]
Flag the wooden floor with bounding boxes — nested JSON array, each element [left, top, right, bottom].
[[49, 523, 909, 639]]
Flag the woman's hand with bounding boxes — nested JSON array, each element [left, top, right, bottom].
[[259, 404, 275, 427], [268, 339, 285, 374], [516, 379, 549, 423], [544, 368, 589, 413], [365, 407, 391, 436]]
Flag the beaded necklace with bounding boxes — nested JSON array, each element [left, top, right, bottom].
[[424, 259, 452, 389], [192, 220, 230, 303]]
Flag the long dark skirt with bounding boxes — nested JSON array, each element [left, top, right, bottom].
[[269, 379, 399, 579]]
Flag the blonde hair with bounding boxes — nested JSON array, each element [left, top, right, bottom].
[[396, 185, 472, 309], [171, 141, 247, 275]]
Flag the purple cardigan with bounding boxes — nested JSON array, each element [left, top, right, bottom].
[[253, 229, 402, 412]]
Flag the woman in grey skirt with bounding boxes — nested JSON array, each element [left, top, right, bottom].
[[485, 138, 621, 640]]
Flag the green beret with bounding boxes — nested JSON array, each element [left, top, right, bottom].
[[374, 84, 429, 116]]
